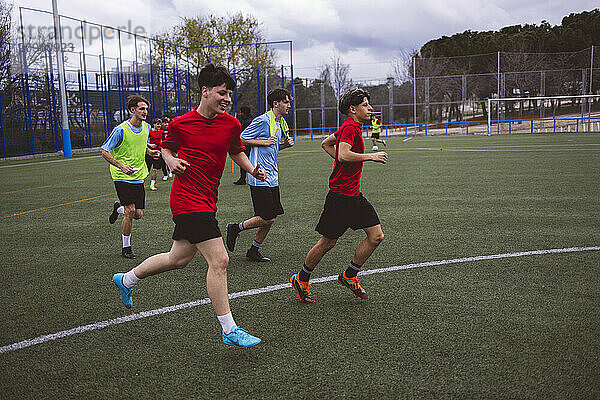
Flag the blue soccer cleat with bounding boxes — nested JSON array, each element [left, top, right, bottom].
[[112, 273, 133, 308], [222, 326, 261, 348]]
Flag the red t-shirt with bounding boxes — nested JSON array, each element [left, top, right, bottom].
[[329, 118, 365, 196], [161, 110, 245, 215], [149, 129, 164, 149]]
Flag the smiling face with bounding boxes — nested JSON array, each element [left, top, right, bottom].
[[349, 97, 373, 124], [201, 83, 232, 117]]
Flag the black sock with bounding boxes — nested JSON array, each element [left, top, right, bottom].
[[298, 263, 313, 282], [344, 261, 361, 278]]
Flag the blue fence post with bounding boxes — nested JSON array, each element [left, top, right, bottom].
[[405, 124, 407, 137], [425, 122, 427, 136], [509, 120, 511, 134], [232, 45, 237, 116], [149, 41, 156, 119], [186, 47, 191, 110], [385, 125, 388, 138], [576, 118, 579, 133], [553, 118, 556, 133], [174, 44, 180, 115], [530, 119, 533, 134], [162, 41, 168, 116], [445, 122, 448, 136], [466, 122, 469, 136], [47, 49, 59, 150]]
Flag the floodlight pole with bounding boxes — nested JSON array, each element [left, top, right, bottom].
[[589, 45, 594, 130], [52, 0, 72, 157]]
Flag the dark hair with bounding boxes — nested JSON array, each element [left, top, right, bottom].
[[239, 106, 251, 116], [197, 63, 235, 91], [338, 88, 370, 115], [126, 95, 150, 113], [162, 116, 170, 122], [267, 88, 290, 109], [152, 117, 162, 125]]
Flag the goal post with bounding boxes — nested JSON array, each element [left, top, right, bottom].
[[487, 94, 600, 135]]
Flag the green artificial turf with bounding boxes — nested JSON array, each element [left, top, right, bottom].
[[0, 133, 599, 398]]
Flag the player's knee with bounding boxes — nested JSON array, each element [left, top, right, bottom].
[[170, 254, 191, 269], [321, 237, 337, 251], [213, 253, 229, 272], [259, 216, 276, 226], [133, 210, 143, 220], [369, 231, 384, 246]]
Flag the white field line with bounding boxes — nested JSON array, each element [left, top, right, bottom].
[[403, 137, 413, 142], [1, 245, 598, 355], [0, 154, 99, 169]]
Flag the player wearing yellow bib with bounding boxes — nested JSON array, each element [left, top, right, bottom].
[[101, 95, 160, 259], [370, 114, 386, 151]]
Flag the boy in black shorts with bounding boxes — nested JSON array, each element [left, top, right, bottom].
[[290, 88, 388, 303]]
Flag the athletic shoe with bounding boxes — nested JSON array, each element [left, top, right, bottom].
[[109, 201, 120, 224], [122, 246, 137, 259], [222, 326, 261, 348], [168, 172, 173, 178], [290, 273, 315, 303], [337, 272, 369, 299], [246, 247, 270, 262], [372, 145, 378, 151], [233, 179, 246, 185], [162, 175, 168, 181], [112, 273, 133, 308], [226, 223, 240, 252], [380, 139, 386, 146], [150, 185, 157, 191]]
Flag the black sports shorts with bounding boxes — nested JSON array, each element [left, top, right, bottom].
[[315, 190, 380, 239], [172, 212, 222, 244], [250, 185, 284, 220], [371, 130, 381, 139], [114, 181, 145, 209], [145, 154, 164, 170]]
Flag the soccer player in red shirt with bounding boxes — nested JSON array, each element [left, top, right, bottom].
[[112, 64, 266, 348], [290, 88, 388, 303], [146, 117, 165, 190]]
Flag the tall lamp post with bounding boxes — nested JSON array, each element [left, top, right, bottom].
[[52, 0, 71, 157]]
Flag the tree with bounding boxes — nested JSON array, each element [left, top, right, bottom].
[[319, 54, 353, 126]]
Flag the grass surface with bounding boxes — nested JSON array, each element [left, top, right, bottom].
[[0, 133, 599, 398]]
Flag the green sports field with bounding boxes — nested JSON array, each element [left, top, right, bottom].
[[1, 133, 599, 399]]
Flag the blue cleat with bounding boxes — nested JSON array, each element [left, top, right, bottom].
[[112, 273, 133, 308], [222, 326, 261, 348]]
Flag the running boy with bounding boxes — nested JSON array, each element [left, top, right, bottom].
[[112, 64, 266, 348], [290, 88, 387, 303]]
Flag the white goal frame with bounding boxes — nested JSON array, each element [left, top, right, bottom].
[[487, 94, 600, 135]]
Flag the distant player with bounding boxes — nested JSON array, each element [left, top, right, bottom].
[[161, 116, 173, 179], [146, 117, 167, 190], [111, 64, 266, 348], [370, 114, 385, 151], [102, 95, 160, 259], [290, 88, 387, 303], [226, 89, 294, 262]]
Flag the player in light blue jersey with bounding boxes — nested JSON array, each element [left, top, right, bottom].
[[226, 88, 294, 262]]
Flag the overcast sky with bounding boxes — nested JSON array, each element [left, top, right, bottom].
[[12, 0, 599, 82]]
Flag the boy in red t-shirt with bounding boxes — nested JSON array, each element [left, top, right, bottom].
[[146, 117, 166, 190], [290, 88, 388, 303], [112, 64, 267, 348]]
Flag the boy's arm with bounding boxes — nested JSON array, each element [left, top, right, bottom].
[[321, 133, 336, 159], [337, 142, 387, 164]]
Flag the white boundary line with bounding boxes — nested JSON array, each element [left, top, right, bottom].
[[1, 245, 599, 355]]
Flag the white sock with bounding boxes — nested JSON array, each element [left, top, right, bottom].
[[150, 179, 156, 186], [122, 269, 140, 288], [122, 235, 131, 248], [117, 206, 125, 214], [238, 222, 245, 231], [217, 312, 236, 334]]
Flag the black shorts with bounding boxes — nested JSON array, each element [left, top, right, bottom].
[[172, 212, 222, 244], [114, 181, 145, 209], [145, 154, 164, 170], [250, 185, 284, 220], [371, 130, 381, 139], [315, 191, 380, 239]]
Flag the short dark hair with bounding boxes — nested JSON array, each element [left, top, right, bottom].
[[197, 63, 235, 91], [162, 116, 170, 122], [126, 95, 150, 113], [267, 88, 290, 109], [152, 117, 162, 125], [338, 88, 370, 115]]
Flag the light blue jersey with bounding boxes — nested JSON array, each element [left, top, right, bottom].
[[242, 113, 286, 187], [101, 121, 145, 183]]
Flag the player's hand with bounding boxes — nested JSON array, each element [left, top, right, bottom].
[[120, 164, 135, 175], [169, 158, 190, 175], [286, 137, 294, 147], [252, 163, 267, 181], [264, 136, 277, 146], [371, 151, 388, 164]]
